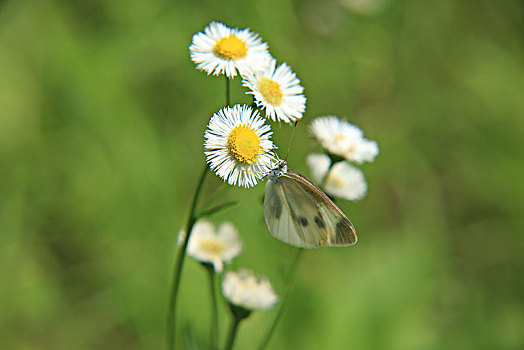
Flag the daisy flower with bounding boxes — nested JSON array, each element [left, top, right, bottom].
[[189, 21, 272, 78], [242, 58, 306, 124], [310, 116, 379, 164], [324, 161, 368, 201], [185, 220, 243, 273], [306, 153, 332, 183], [307, 154, 368, 201], [222, 269, 278, 310], [204, 104, 275, 188]]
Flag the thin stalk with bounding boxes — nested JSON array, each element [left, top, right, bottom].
[[166, 165, 209, 350], [258, 248, 304, 350], [224, 316, 241, 350], [206, 265, 219, 350], [199, 183, 228, 214], [225, 76, 230, 106], [199, 201, 237, 218]]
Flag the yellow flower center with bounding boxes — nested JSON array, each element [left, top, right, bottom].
[[327, 173, 345, 188], [334, 133, 346, 144], [227, 125, 261, 164], [257, 77, 283, 106], [213, 35, 248, 60], [200, 240, 226, 255]]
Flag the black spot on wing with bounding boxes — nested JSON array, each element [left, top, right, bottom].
[[314, 216, 325, 228], [298, 216, 308, 227]]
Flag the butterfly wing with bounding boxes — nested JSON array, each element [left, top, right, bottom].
[[264, 169, 357, 248]]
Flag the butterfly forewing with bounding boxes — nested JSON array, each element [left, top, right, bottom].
[[284, 170, 357, 246], [264, 168, 357, 248]]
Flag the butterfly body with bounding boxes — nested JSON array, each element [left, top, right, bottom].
[[264, 160, 358, 248]]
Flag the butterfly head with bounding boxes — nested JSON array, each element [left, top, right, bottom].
[[267, 159, 287, 182]]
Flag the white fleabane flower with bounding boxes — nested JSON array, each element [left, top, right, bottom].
[[204, 104, 276, 188], [324, 161, 368, 201], [222, 269, 278, 310], [242, 58, 306, 124], [189, 21, 271, 78], [186, 220, 243, 273], [306, 154, 368, 201], [306, 153, 331, 183], [310, 116, 379, 164], [355, 137, 380, 163]]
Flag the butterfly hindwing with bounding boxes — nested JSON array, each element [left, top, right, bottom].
[[264, 168, 357, 248]]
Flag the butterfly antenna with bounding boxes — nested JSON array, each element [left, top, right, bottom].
[[284, 121, 299, 161]]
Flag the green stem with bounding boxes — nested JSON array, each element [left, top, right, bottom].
[[225, 76, 230, 106], [166, 165, 209, 350], [199, 201, 237, 218], [199, 183, 228, 214], [206, 265, 219, 350], [258, 248, 304, 350], [224, 315, 241, 350]]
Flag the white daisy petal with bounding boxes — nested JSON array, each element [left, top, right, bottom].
[[354, 139, 379, 163], [186, 220, 243, 273], [222, 269, 278, 310], [204, 104, 276, 188], [324, 161, 368, 201], [242, 58, 306, 124], [189, 21, 272, 78], [306, 153, 332, 183], [310, 116, 379, 164]]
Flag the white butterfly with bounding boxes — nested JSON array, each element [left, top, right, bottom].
[[264, 159, 358, 248]]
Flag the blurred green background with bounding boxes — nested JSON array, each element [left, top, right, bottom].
[[1, 0, 523, 349]]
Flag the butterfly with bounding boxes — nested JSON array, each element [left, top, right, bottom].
[[264, 159, 358, 248]]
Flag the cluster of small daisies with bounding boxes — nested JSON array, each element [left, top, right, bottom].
[[182, 21, 380, 347], [188, 21, 379, 307], [307, 116, 379, 201], [183, 220, 278, 311], [191, 21, 306, 188], [191, 21, 379, 194]]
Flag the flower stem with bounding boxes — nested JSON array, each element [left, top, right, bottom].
[[258, 248, 304, 350], [224, 304, 251, 350], [206, 265, 219, 350], [166, 164, 209, 350], [224, 315, 241, 350], [225, 76, 230, 106]]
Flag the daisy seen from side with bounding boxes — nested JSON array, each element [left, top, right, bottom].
[[306, 153, 368, 201], [185, 220, 243, 273], [306, 153, 332, 184], [222, 269, 278, 311], [310, 116, 379, 164], [324, 161, 368, 201]]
